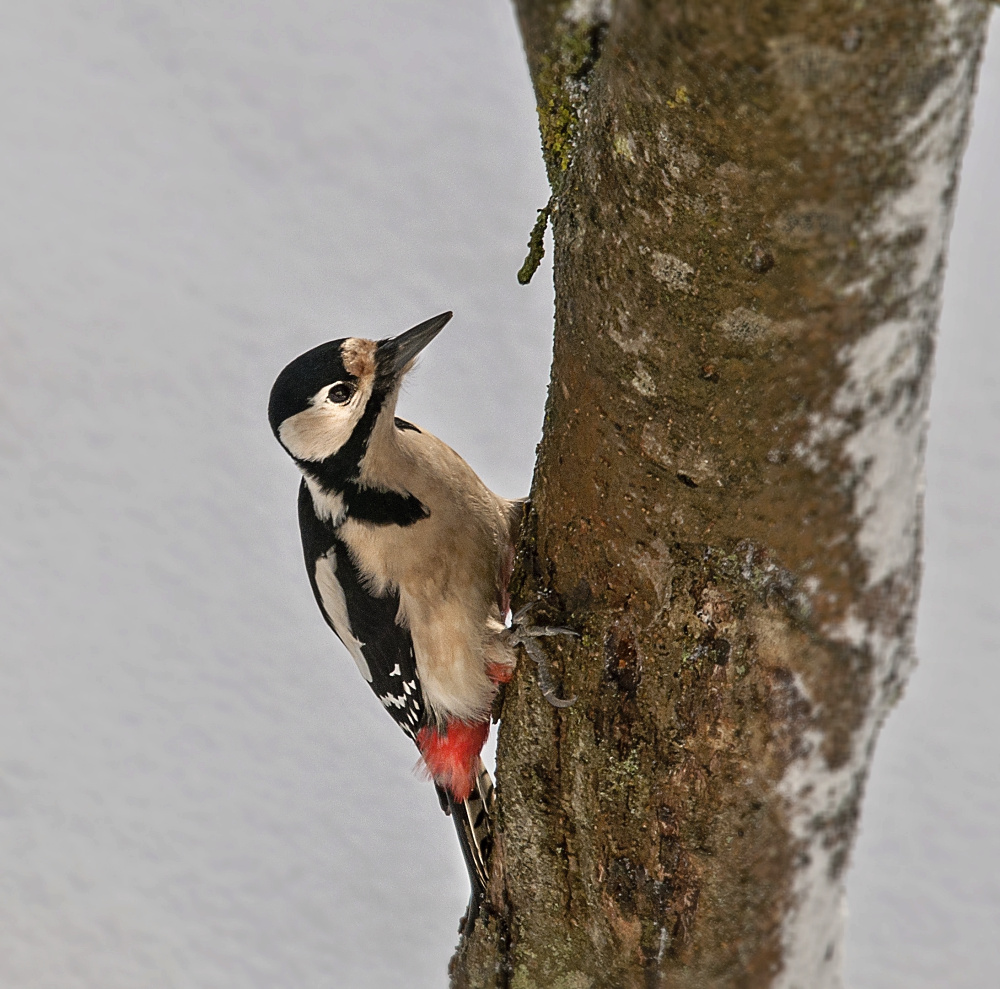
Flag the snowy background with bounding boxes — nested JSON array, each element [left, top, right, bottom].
[[0, 3, 995, 987]]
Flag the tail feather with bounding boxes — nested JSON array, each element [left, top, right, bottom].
[[440, 759, 495, 932]]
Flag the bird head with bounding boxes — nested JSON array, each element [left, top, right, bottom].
[[268, 312, 451, 468]]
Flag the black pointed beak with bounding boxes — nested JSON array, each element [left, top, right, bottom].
[[378, 311, 452, 377]]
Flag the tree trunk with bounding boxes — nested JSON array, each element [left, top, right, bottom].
[[452, 2, 990, 987]]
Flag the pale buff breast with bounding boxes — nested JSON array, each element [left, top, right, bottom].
[[342, 417, 515, 722]]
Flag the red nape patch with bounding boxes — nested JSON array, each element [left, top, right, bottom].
[[417, 720, 490, 801]]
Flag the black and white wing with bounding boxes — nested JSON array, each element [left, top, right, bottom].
[[297, 480, 426, 740]]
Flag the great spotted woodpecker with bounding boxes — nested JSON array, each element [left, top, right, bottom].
[[268, 312, 572, 928]]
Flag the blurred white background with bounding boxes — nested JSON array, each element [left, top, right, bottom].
[[0, 4, 995, 987]]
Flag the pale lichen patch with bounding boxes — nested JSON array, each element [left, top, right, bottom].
[[832, 318, 929, 587], [631, 364, 656, 396], [613, 132, 637, 162], [716, 307, 773, 342], [564, 0, 612, 25], [714, 160, 746, 182], [657, 124, 701, 178], [640, 421, 718, 486], [650, 251, 696, 292], [607, 323, 648, 355]]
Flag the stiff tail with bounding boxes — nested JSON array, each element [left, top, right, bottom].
[[438, 759, 495, 933]]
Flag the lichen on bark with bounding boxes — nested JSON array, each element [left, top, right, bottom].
[[521, 1, 610, 184], [516, 1, 609, 283], [452, 3, 991, 988]]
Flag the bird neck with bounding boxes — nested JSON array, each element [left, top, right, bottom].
[[299, 392, 428, 529], [296, 382, 396, 494]]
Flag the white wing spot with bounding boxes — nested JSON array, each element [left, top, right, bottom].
[[379, 693, 406, 710], [314, 551, 372, 682], [390, 664, 402, 677]]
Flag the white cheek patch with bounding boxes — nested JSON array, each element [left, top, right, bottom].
[[314, 551, 372, 682], [278, 381, 372, 462]]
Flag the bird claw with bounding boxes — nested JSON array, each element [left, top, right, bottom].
[[506, 601, 577, 708], [515, 624, 578, 640]]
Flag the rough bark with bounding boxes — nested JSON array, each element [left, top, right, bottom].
[[452, 2, 990, 987]]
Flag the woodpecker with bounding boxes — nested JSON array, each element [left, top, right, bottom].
[[268, 312, 572, 928]]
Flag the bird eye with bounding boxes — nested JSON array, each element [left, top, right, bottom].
[[328, 382, 354, 404]]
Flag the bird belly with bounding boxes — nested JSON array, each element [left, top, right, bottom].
[[339, 515, 504, 724], [401, 592, 496, 723]]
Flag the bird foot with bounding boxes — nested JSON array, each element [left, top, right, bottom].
[[505, 601, 578, 708]]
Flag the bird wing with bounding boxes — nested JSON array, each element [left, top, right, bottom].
[[297, 480, 426, 740]]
